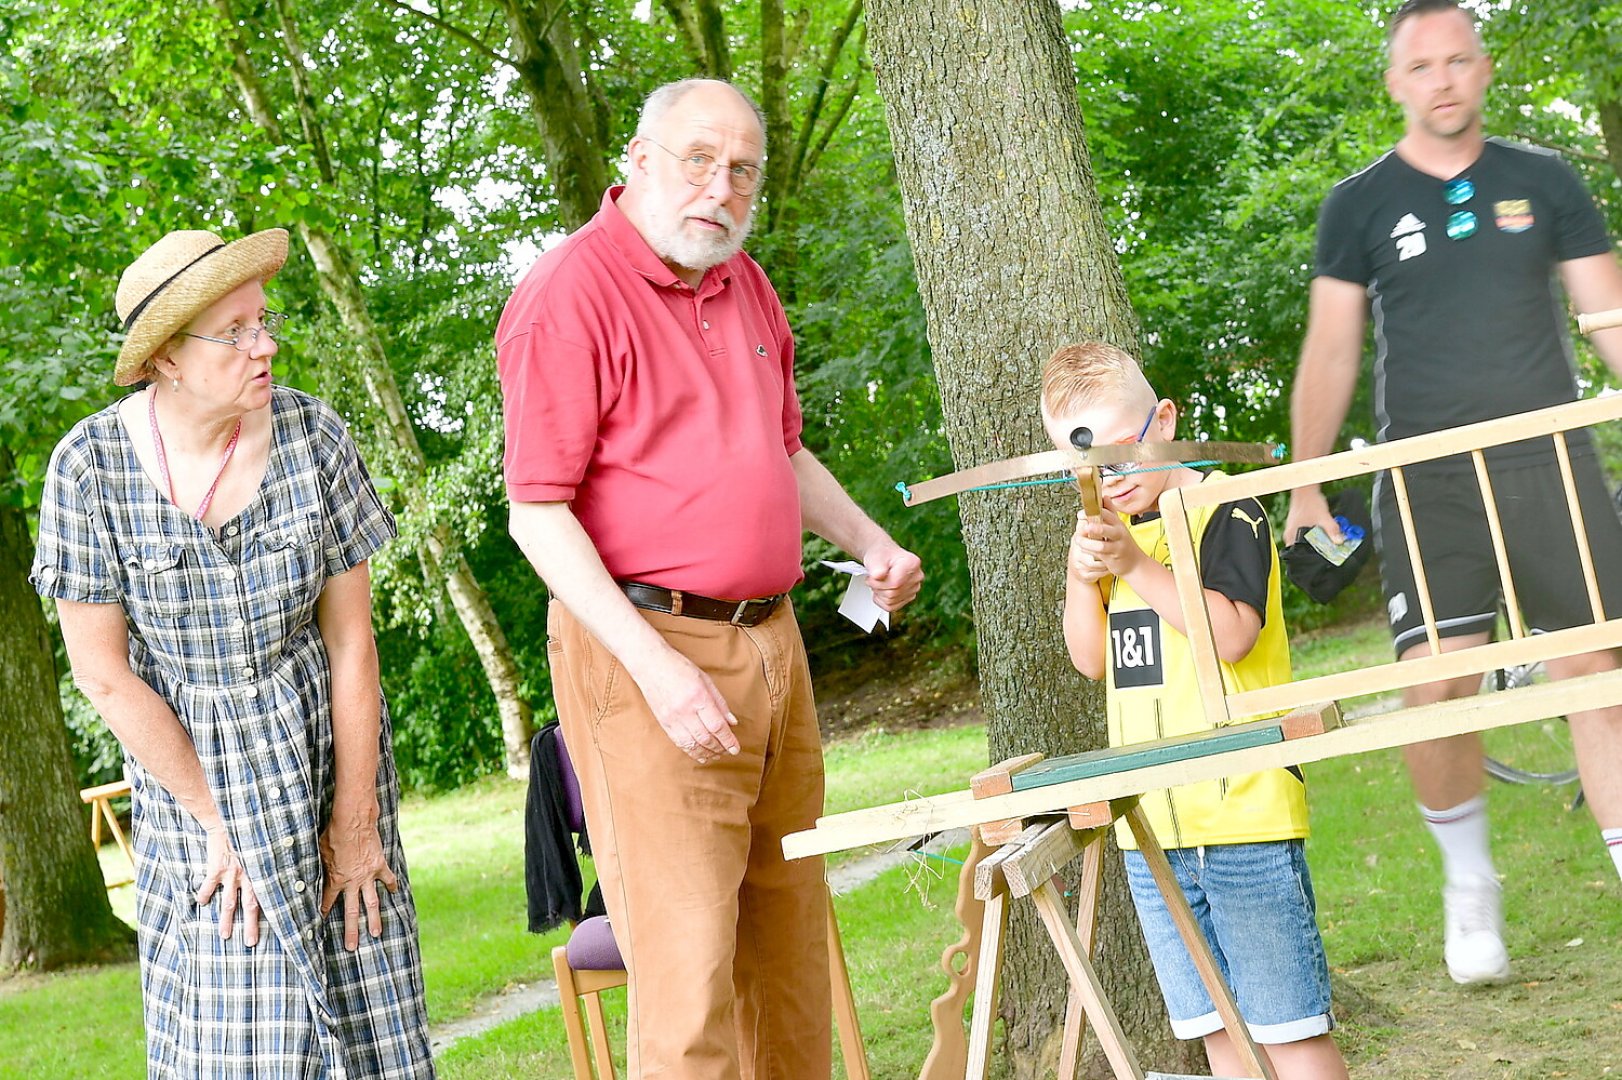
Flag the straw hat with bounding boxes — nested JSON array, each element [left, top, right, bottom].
[[113, 228, 290, 385]]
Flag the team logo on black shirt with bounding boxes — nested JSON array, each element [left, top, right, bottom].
[[1494, 199, 1534, 233]]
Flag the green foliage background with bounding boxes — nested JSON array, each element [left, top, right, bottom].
[[4, 0, 1620, 788]]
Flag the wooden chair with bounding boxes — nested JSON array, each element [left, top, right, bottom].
[[553, 889, 869, 1080]]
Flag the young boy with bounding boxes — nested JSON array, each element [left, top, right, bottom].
[[1042, 342, 1348, 1079]]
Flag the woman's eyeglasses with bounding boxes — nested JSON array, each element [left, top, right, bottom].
[[1444, 177, 1476, 241], [181, 311, 287, 351]]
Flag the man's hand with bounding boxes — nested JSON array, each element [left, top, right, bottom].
[[861, 538, 924, 612], [1285, 487, 1340, 547], [1074, 512, 1145, 579], [629, 645, 740, 764]]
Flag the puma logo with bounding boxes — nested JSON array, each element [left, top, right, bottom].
[[1230, 505, 1264, 538]]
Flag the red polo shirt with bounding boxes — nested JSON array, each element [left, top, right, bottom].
[[497, 187, 805, 600]]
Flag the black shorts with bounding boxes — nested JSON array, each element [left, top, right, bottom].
[[1372, 454, 1622, 658]]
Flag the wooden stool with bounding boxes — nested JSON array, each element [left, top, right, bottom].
[[80, 778, 135, 889]]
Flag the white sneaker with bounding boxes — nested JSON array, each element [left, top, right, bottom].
[[1442, 874, 1510, 985]]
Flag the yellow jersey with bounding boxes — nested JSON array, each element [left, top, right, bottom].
[[1105, 479, 1309, 850]]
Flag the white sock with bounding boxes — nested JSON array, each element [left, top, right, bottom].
[[1604, 828, 1622, 881], [1420, 796, 1497, 886]]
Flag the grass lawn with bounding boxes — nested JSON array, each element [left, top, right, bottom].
[[4, 620, 1619, 1077]]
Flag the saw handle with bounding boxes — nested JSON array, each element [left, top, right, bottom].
[[1578, 307, 1622, 335]]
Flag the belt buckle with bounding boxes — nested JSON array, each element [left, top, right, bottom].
[[730, 596, 773, 625]]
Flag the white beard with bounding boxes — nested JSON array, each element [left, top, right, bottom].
[[643, 186, 756, 273]]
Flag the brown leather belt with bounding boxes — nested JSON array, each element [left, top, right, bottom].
[[619, 581, 785, 627]]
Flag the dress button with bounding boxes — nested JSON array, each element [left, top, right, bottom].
[[226, 524, 238, 536], [268, 786, 282, 799], [256, 738, 269, 752], [222, 565, 237, 578], [243, 686, 258, 699], [283, 835, 296, 849], [702, 320, 711, 330], [231, 617, 246, 631], [242, 666, 255, 678], [294, 879, 307, 893]]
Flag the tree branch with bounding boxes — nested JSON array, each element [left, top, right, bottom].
[[803, 35, 864, 182], [379, 0, 517, 70], [790, 0, 863, 191]]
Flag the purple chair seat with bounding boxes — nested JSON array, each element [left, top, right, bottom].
[[565, 915, 624, 972]]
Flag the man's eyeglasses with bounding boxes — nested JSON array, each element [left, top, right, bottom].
[[645, 138, 764, 197], [181, 311, 287, 352], [1443, 177, 1476, 241], [1097, 406, 1159, 477]]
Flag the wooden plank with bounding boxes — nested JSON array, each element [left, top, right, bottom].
[[977, 817, 1028, 846], [1390, 466, 1441, 656], [972, 753, 1046, 798], [1174, 394, 1622, 509], [1471, 450, 1524, 638], [79, 779, 132, 802], [781, 667, 1622, 858], [1057, 836, 1107, 1080], [1066, 801, 1113, 830], [1010, 719, 1285, 792], [1161, 486, 1233, 731], [972, 828, 1032, 901], [963, 892, 1007, 1080], [826, 893, 870, 1080], [1227, 617, 1622, 719], [999, 820, 1097, 899], [1125, 807, 1275, 1080], [1032, 879, 1146, 1079], [1278, 701, 1342, 740], [1553, 431, 1606, 624]]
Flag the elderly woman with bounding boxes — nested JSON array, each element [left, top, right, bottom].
[[30, 229, 433, 1077]]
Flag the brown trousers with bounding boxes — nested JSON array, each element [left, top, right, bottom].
[[548, 599, 831, 1079]]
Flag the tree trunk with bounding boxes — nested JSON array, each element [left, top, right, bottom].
[[0, 447, 136, 970], [1596, 95, 1622, 184], [500, 0, 612, 231], [864, 1, 1200, 1075], [213, 0, 536, 778]]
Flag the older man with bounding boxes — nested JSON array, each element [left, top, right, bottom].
[[498, 79, 923, 1077], [1288, 0, 1622, 987]]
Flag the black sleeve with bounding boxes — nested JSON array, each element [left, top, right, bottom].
[[1199, 498, 1274, 626], [1547, 154, 1613, 262], [1314, 181, 1369, 286]]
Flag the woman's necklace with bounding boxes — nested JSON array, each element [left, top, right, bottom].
[[148, 387, 241, 522]]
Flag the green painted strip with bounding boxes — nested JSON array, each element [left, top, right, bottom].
[[1009, 721, 1286, 791]]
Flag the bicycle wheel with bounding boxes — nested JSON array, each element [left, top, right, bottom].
[[1480, 663, 1582, 785]]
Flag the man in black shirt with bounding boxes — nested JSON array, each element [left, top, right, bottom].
[[1287, 0, 1622, 986]]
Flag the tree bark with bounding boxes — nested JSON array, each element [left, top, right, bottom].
[[864, 0, 1200, 1075], [0, 446, 136, 970], [214, 0, 536, 778]]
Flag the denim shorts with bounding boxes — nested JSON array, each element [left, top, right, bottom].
[[1122, 840, 1334, 1044]]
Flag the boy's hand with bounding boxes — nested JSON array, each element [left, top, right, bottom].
[[1074, 511, 1144, 578], [1067, 511, 1111, 585]]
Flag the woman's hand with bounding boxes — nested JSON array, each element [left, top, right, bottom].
[[197, 826, 261, 946], [319, 808, 399, 952]]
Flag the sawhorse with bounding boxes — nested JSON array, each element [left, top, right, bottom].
[[80, 778, 135, 889], [963, 796, 1275, 1080]]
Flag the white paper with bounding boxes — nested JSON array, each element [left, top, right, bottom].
[[818, 560, 890, 633]]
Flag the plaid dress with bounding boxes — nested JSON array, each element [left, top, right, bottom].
[[31, 387, 433, 1079]]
